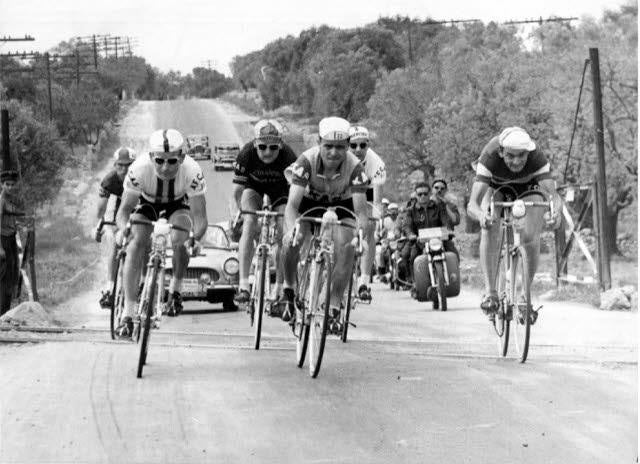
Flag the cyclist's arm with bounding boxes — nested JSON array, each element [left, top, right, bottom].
[[285, 184, 305, 232], [0, 193, 4, 254], [372, 184, 383, 215], [116, 190, 140, 232], [95, 196, 109, 221], [467, 181, 489, 223], [190, 195, 208, 241], [538, 178, 562, 218], [232, 183, 244, 212], [445, 200, 460, 226], [353, 191, 369, 235]]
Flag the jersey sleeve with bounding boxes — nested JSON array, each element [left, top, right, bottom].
[[123, 163, 144, 195], [186, 163, 206, 198], [98, 173, 114, 198], [367, 150, 387, 186], [474, 137, 500, 185], [349, 163, 370, 193], [284, 156, 312, 187], [233, 144, 252, 186]]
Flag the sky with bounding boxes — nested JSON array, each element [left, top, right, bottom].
[[0, 0, 630, 76]]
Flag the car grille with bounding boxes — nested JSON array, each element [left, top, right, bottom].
[[176, 268, 221, 282]]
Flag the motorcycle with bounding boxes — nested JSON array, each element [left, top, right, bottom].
[[412, 227, 460, 311]]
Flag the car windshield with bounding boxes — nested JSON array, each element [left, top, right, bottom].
[[203, 225, 230, 248]]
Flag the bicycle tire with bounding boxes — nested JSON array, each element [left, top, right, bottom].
[[434, 261, 447, 312], [110, 254, 125, 340], [309, 255, 331, 378], [341, 268, 355, 343], [295, 257, 311, 367], [137, 264, 158, 378], [494, 244, 510, 356], [253, 252, 267, 350], [512, 247, 531, 363]]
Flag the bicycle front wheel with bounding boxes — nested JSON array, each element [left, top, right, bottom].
[[341, 266, 355, 343], [512, 247, 531, 363], [309, 256, 331, 378], [110, 254, 125, 340], [253, 252, 267, 350], [295, 257, 312, 368], [137, 264, 158, 378]]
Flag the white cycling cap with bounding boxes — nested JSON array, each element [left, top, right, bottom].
[[149, 129, 184, 153], [381, 198, 390, 205], [319, 117, 350, 141], [499, 127, 536, 151], [388, 202, 399, 210], [348, 125, 369, 141], [254, 119, 283, 142]]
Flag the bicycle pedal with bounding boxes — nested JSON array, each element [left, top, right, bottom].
[[349, 321, 357, 328]]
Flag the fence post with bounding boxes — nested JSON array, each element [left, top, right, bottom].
[[27, 228, 38, 301]]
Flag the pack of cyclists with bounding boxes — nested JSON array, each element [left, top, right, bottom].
[[93, 121, 559, 339]]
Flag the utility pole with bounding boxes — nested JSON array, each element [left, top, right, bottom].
[[75, 49, 80, 86], [114, 36, 118, 59], [1, 110, 10, 172], [589, 47, 611, 290], [45, 52, 53, 121], [93, 35, 98, 69]]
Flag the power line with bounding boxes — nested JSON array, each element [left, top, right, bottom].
[[502, 16, 579, 25]]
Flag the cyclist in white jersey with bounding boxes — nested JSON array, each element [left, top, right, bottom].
[[115, 129, 208, 337], [348, 125, 386, 301]]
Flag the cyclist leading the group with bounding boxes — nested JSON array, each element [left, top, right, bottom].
[[348, 125, 386, 302], [281, 116, 371, 324], [232, 119, 298, 312], [466, 127, 560, 317], [94, 146, 136, 308], [115, 129, 208, 337]]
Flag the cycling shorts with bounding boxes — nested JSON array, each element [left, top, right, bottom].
[[134, 196, 190, 222]]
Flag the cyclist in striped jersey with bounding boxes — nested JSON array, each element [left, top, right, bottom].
[[115, 129, 208, 337]]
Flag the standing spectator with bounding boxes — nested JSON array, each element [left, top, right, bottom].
[[0, 170, 23, 315]]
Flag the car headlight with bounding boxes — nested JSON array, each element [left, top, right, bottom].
[[224, 258, 239, 275], [428, 238, 443, 252], [199, 273, 211, 285], [513, 199, 526, 219]]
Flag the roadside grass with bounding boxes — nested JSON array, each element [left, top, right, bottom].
[[220, 91, 263, 117], [34, 213, 103, 307]]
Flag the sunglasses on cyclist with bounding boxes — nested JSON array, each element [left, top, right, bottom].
[[154, 157, 179, 166], [433, 185, 446, 191], [257, 144, 281, 151], [350, 142, 368, 149], [416, 191, 430, 197], [322, 143, 348, 150]]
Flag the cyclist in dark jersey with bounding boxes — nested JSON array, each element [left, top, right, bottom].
[[232, 119, 298, 310], [467, 127, 560, 317], [0, 170, 24, 315], [94, 147, 136, 308]]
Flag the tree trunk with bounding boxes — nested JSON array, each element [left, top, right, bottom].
[[604, 207, 621, 256]]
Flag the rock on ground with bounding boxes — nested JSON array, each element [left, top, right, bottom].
[[599, 288, 632, 311]]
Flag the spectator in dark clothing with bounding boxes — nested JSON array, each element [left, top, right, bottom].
[[0, 170, 23, 315]]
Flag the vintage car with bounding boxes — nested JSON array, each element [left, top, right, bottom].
[[213, 141, 240, 170], [185, 134, 212, 160], [164, 224, 239, 311]]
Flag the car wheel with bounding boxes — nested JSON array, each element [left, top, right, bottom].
[[223, 296, 238, 312]]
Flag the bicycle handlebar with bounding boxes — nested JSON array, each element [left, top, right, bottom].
[[239, 209, 284, 218]]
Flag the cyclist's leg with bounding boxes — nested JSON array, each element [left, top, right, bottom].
[[479, 188, 503, 295], [518, 193, 545, 285], [331, 223, 356, 307], [103, 224, 118, 283], [273, 201, 286, 298], [167, 206, 191, 312], [122, 213, 152, 321], [238, 189, 261, 296], [359, 203, 376, 291]]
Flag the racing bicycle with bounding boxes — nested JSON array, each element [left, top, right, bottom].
[[292, 207, 362, 377], [489, 188, 554, 363], [239, 195, 284, 350]]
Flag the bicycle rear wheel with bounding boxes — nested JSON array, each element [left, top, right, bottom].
[[512, 247, 531, 363], [253, 252, 267, 350], [309, 256, 331, 378], [110, 254, 125, 340], [341, 266, 355, 343], [137, 264, 158, 378]]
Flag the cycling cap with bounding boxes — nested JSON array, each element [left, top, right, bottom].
[[254, 119, 283, 143], [149, 129, 184, 153], [381, 198, 390, 205], [113, 146, 136, 164], [348, 125, 369, 141], [319, 117, 350, 141], [388, 202, 398, 210], [498, 127, 536, 151]]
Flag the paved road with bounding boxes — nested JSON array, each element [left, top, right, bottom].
[[0, 99, 637, 464]]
